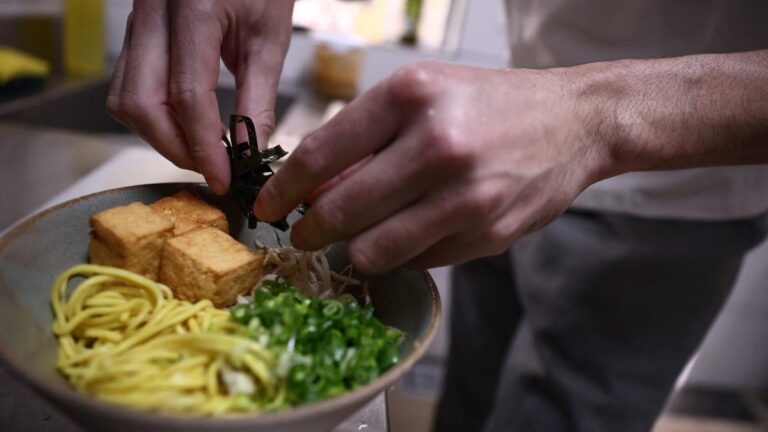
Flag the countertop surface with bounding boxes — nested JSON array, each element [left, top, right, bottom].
[[0, 123, 138, 230]]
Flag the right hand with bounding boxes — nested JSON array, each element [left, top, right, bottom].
[[107, 0, 295, 194], [254, 61, 607, 273]]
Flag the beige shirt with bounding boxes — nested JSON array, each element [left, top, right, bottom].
[[505, 0, 768, 220]]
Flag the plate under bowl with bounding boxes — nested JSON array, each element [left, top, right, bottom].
[[0, 183, 441, 432]]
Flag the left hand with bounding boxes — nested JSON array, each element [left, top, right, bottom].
[[107, 0, 295, 194]]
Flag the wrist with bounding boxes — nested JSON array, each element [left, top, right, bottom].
[[559, 60, 644, 183]]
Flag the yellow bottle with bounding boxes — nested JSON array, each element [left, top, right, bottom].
[[64, 0, 105, 77]]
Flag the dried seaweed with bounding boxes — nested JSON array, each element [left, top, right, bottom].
[[224, 115, 306, 231]]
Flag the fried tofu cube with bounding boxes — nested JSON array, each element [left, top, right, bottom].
[[148, 190, 229, 236], [159, 227, 264, 307], [89, 202, 175, 280]]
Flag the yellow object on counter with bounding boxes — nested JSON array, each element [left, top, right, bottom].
[[0, 46, 50, 85], [64, 0, 105, 77]]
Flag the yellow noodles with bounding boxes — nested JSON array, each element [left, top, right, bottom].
[[51, 264, 283, 414]]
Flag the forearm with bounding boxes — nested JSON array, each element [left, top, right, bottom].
[[567, 50, 768, 180]]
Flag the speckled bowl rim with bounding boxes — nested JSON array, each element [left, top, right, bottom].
[[0, 183, 442, 428]]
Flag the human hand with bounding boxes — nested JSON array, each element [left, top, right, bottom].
[[254, 61, 609, 273], [107, 0, 295, 194]]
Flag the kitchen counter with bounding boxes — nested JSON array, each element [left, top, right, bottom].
[[0, 123, 142, 230]]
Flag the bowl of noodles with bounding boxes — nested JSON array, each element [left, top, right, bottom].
[[0, 183, 441, 432]]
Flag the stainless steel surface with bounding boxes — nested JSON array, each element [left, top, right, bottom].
[[0, 123, 135, 230], [0, 77, 131, 134], [0, 78, 295, 134]]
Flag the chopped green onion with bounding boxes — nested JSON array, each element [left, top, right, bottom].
[[230, 278, 404, 405]]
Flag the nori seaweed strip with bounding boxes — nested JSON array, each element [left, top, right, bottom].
[[261, 146, 288, 163], [224, 114, 308, 231]]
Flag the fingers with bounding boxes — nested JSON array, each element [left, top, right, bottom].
[[168, 0, 229, 194], [229, 4, 294, 150], [345, 204, 515, 275], [304, 155, 373, 204], [253, 83, 403, 222], [109, 0, 299, 196], [342, 184, 469, 274], [232, 58, 280, 152], [289, 129, 456, 251], [342, 174, 517, 274], [109, 0, 197, 171], [405, 234, 506, 271], [406, 203, 543, 270]]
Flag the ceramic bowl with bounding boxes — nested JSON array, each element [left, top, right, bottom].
[[0, 183, 440, 432]]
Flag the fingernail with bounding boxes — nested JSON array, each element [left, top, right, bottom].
[[290, 226, 308, 250], [252, 199, 268, 221], [206, 176, 225, 196], [253, 199, 279, 222]]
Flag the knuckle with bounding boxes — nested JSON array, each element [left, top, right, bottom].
[[388, 61, 442, 103], [422, 188, 457, 222], [482, 226, 511, 255], [348, 242, 386, 275], [422, 123, 471, 168], [119, 100, 147, 121], [169, 88, 195, 113], [108, 92, 151, 123], [457, 185, 499, 217], [252, 109, 276, 137], [105, 96, 121, 119], [169, 158, 192, 170], [311, 199, 346, 237], [169, 77, 204, 113], [188, 141, 217, 159]]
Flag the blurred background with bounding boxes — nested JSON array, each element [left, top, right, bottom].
[[0, 1, 766, 431]]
